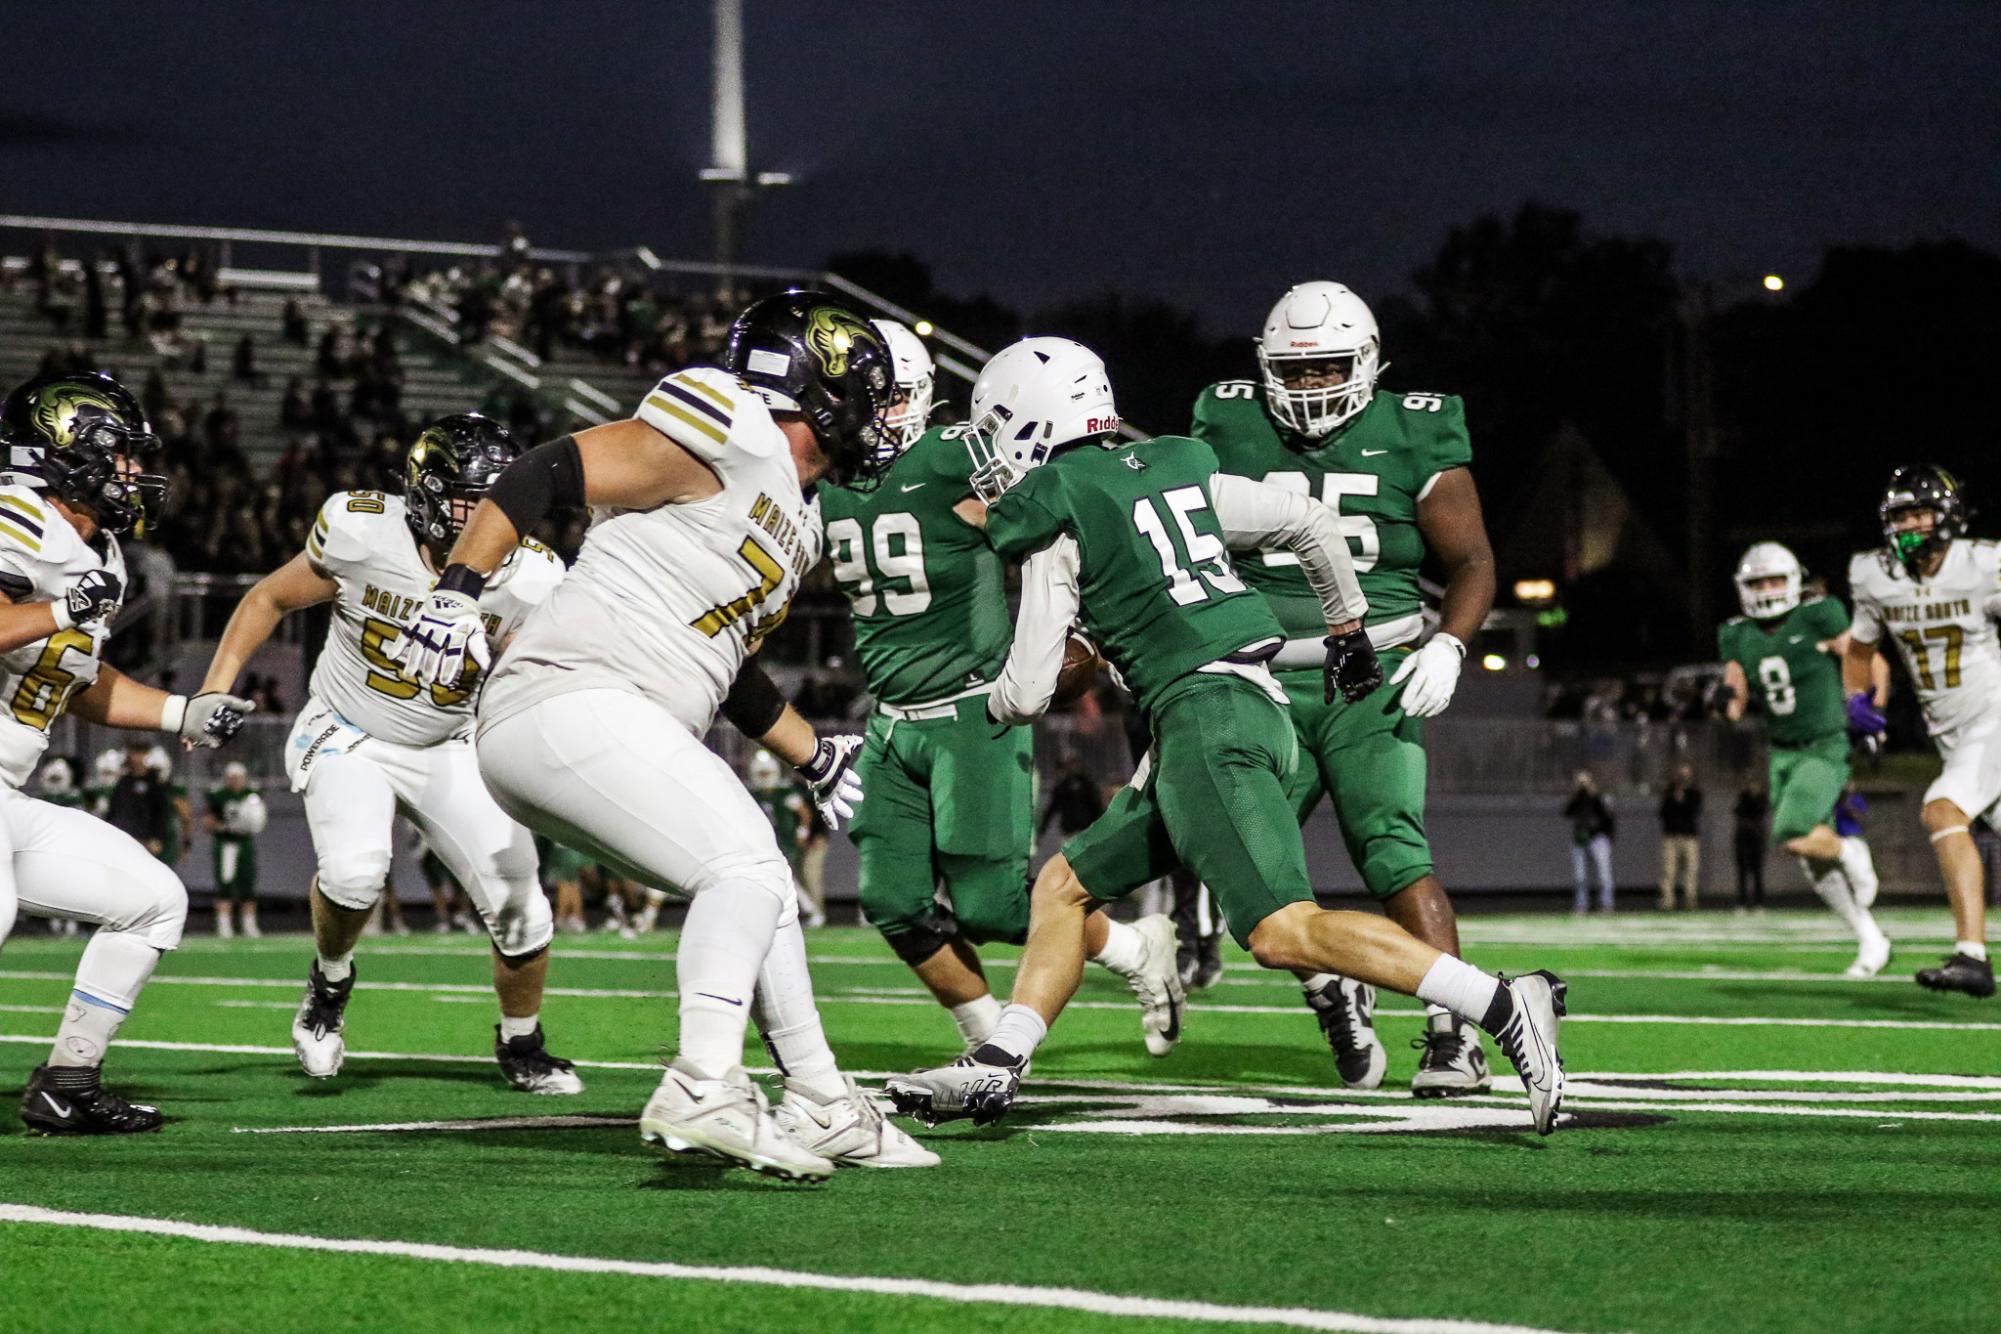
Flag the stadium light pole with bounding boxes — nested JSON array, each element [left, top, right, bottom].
[[702, 0, 794, 298]]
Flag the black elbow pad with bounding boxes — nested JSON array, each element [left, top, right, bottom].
[[489, 435, 585, 534], [722, 658, 788, 737]]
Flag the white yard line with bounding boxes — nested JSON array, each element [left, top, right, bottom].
[[0, 1204, 1609, 1334]]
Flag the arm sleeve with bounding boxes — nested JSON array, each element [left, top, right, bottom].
[[1846, 557, 1882, 645], [989, 535, 1083, 725], [1209, 473, 1367, 625]]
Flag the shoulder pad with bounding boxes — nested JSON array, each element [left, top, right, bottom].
[[309, 491, 401, 569], [497, 536, 566, 603], [0, 485, 54, 564], [637, 367, 778, 466]]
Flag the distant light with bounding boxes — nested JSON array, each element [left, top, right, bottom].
[[1763, 274, 1785, 293], [1513, 578, 1557, 606], [754, 171, 795, 188], [1526, 654, 1541, 669], [913, 319, 935, 337], [1481, 653, 1507, 672]]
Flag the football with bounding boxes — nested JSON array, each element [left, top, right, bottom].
[[1052, 632, 1101, 705]]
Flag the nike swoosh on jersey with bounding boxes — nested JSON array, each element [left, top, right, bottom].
[[900, 482, 927, 492], [1360, 449, 1389, 457]]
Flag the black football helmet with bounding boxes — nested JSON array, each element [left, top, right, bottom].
[[1879, 464, 1967, 575], [404, 413, 521, 550], [0, 371, 168, 537], [721, 291, 896, 486]]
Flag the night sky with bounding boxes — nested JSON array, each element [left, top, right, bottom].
[[6, 2, 1996, 335]]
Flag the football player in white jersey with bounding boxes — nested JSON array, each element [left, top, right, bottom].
[[201, 414, 585, 1089], [0, 372, 253, 1133], [1843, 465, 1995, 997], [392, 292, 936, 1179]]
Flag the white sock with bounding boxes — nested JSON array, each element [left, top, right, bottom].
[[676, 879, 783, 1076], [317, 949, 354, 984], [1802, 858, 1873, 938], [1091, 919, 1146, 977], [1414, 955, 1502, 1030], [982, 1003, 1048, 1065], [1300, 972, 1341, 995], [751, 915, 844, 1100], [52, 933, 161, 1067], [498, 1012, 539, 1041], [1839, 837, 1877, 887], [950, 994, 1003, 1046], [1958, 940, 1989, 962]]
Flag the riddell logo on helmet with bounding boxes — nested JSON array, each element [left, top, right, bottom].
[[1087, 416, 1119, 434], [1288, 340, 1320, 349]]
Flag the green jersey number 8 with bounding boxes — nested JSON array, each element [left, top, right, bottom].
[[1133, 486, 1246, 606], [1757, 655, 1796, 715], [826, 513, 932, 617]]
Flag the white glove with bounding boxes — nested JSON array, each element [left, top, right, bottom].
[[1390, 633, 1465, 718], [163, 691, 257, 748], [798, 734, 864, 831], [385, 589, 489, 690]]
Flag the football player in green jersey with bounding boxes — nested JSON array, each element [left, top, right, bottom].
[[820, 318, 1183, 1054], [204, 760, 267, 939], [887, 338, 1568, 1136], [1718, 542, 1891, 976], [1191, 280, 1496, 1097]]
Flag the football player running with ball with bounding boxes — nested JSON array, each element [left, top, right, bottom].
[[1717, 542, 1890, 976], [1191, 281, 1497, 1096], [0, 372, 252, 1133], [887, 339, 1568, 1136], [392, 293, 935, 1179], [1843, 466, 1994, 997], [202, 414, 584, 1092], [821, 318, 1184, 1057]]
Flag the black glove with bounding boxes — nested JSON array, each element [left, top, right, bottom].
[[1323, 628, 1383, 704], [59, 569, 124, 629]]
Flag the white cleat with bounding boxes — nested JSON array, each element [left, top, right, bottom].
[[1128, 914, 1186, 1057], [1409, 1012, 1492, 1099], [773, 1074, 940, 1168], [1493, 971, 1567, 1135], [639, 1060, 833, 1182], [291, 963, 353, 1080], [1845, 933, 1892, 979], [884, 1056, 1021, 1127]]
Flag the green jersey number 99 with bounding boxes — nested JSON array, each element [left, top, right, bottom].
[[827, 513, 932, 617]]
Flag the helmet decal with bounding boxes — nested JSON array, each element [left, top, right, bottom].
[[804, 306, 875, 380]]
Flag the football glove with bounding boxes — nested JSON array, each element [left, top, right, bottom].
[[1323, 628, 1383, 705], [386, 588, 489, 690], [165, 691, 256, 749], [799, 734, 864, 831], [1846, 690, 1887, 739], [54, 569, 123, 630], [1389, 633, 1464, 718]]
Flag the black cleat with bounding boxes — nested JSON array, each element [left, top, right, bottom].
[[495, 1024, 585, 1094], [292, 961, 355, 1079], [20, 1064, 163, 1135], [1409, 1013, 1493, 1099], [1303, 976, 1387, 1089], [1915, 952, 1995, 998]]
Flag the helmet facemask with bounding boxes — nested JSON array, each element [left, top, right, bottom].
[[1733, 542, 1804, 619], [404, 415, 520, 555], [1257, 340, 1380, 438], [49, 413, 170, 538], [1878, 465, 1965, 576]]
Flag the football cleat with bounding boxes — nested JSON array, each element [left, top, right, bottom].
[[1128, 914, 1185, 1056], [494, 1024, 584, 1095], [1409, 1012, 1492, 1098], [639, 1060, 833, 1182], [1915, 952, 1996, 998], [1304, 976, 1387, 1089], [884, 1055, 1021, 1127], [291, 961, 354, 1079], [1494, 971, 1568, 1134], [773, 1074, 940, 1168], [20, 1064, 163, 1135], [1844, 933, 1892, 980]]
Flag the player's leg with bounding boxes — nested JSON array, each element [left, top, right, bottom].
[[291, 750, 399, 1078], [213, 835, 237, 939], [236, 841, 261, 937], [1773, 745, 1889, 977], [403, 739, 580, 1093], [9, 790, 186, 1134], [1914, 730, 1997, 996], [478, 690, 839, 1179]]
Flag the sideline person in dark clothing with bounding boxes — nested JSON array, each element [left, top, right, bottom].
[[1039, 756, 1106, 839], [104, 742, 172, 859], [1658, 763, 1703, 910], [1564, 772, 1616, 913], [1733, 777, 1770, 911]]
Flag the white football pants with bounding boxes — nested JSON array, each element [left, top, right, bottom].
[[0, 784, 186, 953]]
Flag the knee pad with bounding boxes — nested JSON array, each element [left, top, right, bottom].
[[880, 905, 962, 966], [495, 940, 549, 967], [315, 848, 392, 911]]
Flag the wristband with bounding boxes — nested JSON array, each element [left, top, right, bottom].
[[160, 694, 188, 734], [436, 563, 488, 599], [49, 599, 74, 632]]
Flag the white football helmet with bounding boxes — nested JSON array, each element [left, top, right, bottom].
[[869, 318, 935, 457], [94, 748, 122, 787], [1734, 541, 1804, 619], [144, 744, 172, 781], [226, 790, 269, 836], [36, 758, 73, 795], [1257, 281, 1383, 438], [747, 749, 784, 790], [964, 337, 1119, 501]]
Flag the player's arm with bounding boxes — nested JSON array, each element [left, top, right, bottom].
[[0, 567, 125, 655], [1720, 659, 1750, 722], [71, 664, 255, 748], [721, 655, 864, 831], [201, 551, 338, 694], [1208, 474, 1366, 631], [989, 536, 1083, 726]]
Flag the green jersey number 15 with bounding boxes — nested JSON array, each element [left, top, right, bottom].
[[827, 513, 933, 617], [1132, 486, 1245, 606]]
